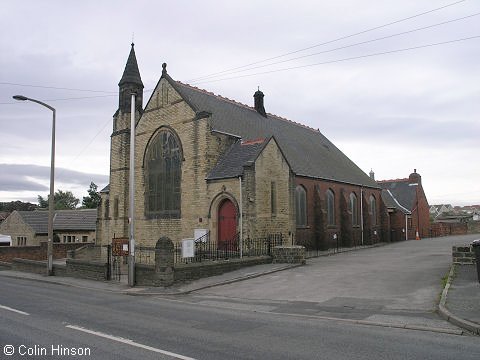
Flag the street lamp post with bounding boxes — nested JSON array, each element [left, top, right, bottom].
[[13, 95, 55, 276]]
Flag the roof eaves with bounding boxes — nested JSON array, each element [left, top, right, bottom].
[[296, 173, 381, 190]]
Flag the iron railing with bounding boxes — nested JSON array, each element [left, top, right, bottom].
[[174, 233, 284, 264]]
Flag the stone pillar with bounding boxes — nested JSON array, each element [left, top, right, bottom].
[[155, 236, 175, 286]]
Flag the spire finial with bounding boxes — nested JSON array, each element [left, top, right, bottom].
[[162, 62, 167, 75]]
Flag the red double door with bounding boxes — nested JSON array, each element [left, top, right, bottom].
[[218, 199, 237, 249]]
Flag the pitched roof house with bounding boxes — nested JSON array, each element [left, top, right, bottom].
[[0, 209, 97, 246], [97, 45, 386, 250], [378, 170, 430, 240]]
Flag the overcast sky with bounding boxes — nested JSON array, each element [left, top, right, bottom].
[[1, 0, 479, 206]]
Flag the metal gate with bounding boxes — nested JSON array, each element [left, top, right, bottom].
[[109, 238, 129, 282]]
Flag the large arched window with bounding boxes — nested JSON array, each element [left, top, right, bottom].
[[369, 195, 377, 226], [145, 128, 182, 218], [295, 185, 307, 227], [349, 192, 359, 226], [326, 189, 335, 225]]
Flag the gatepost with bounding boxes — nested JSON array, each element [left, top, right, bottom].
[[155, 236, 175, 286]]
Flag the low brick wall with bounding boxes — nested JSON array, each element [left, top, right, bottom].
[[452, 245, 476, 265], [431, 223, 468, 237], [273, 246, 306, 264], [66, 259, 107, 281]]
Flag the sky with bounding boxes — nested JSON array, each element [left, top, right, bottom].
[[0, 0, 479, 206]]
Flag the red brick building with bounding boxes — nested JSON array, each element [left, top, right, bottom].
[[379, 170, 430, 240]]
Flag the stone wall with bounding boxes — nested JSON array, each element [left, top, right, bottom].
[[452, 245, 476, 265], [11, 258, 65, 276], [66, 259, 108, 281], [0, 242, 92, 263], [174, 256, 272, 283], [272, 246, 306, 264]]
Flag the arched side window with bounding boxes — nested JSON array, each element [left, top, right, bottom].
[[326, 189, 335, 225], [349, 192, 359, 226], [145, 128, 182, 218], [370, 195, 377, 226], [295, 185, 307, 227]]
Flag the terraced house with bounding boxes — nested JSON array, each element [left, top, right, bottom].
[[97, 44, 387, 250]]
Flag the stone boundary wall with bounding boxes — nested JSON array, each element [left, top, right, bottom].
[[0, 261, 12, 270], [135, 256, 272, 287], [174, 256, 272, 283], [452, 245, 476, 265], [0, 242, 94, 263], [65, 259, 107, 281], [10, 258, 66, 275], [272, 246, 306, 264]]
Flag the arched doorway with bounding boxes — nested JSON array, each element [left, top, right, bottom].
[[218, 199, 237, 249]]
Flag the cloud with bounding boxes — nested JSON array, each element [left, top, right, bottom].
[[0, 163, 108, 193]]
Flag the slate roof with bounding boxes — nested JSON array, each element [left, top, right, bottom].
[[379, 179, 417, 211], [18, 211, 49, 234], [17, 209, 97, 234], [381, 189, 411, 214], [118, 43, 143, 87], [168, 78, 379, 188], [207, 138, 271, 180]]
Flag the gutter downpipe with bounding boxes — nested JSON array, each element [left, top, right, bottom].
[[239, 176, 243, 258], [360, 186, 364, 246], [405, 215, 409, 241]]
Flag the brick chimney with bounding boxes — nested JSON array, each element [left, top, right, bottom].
[[253, 88, 267, 117], [409, 169, 421, 185]]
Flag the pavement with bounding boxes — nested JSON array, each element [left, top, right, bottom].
[[439, 263, 480, 335], [1, 238, 479, 336]]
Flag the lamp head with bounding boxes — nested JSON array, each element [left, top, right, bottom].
[[13, 95, 28, 101]]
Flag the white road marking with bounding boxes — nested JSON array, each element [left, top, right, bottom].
[[66, 325, 196, 360], [0, 304, 30, 315]]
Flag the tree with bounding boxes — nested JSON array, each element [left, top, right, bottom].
[[82, 182, 101, 209], [0, 201, 37, 212], [38, 190, 80, 210]]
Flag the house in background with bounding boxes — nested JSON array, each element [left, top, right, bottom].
[[0, 212, 8, 224], [0, 209, 97, 246], [378, 169, 430, 240], [381, 188, 411, 242], [429, 204, 454, 219]]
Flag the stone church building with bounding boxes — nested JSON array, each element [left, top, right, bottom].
[[97, 44, 387, 249]]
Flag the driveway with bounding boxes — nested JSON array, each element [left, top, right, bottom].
[[179, 234, 479, 331]]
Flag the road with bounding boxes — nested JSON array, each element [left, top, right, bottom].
[[1, 276, 479, 360], [1, 235, 479, 359]]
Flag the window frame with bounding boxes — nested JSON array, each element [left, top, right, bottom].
[[295, 185, 307, 227], [326, 189, 335, 226], [349, 192, 359, 226], [369, 195, 377, 226], [144, 128, 183, 219]]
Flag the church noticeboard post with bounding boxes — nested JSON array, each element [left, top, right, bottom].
[[112, 238, 129, 256], [182, 239, 195, 258]]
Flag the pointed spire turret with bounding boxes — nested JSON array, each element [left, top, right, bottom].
[[118, 43, 143, 114], [119, 43, 143, 87]]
